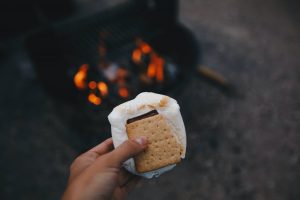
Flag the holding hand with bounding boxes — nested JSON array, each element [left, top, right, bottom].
[[62, 137, 147, 200]]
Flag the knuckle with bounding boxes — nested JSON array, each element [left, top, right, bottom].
[[84, 151, 99, 160], [126, 140, 139, 150], [125, 140, 138, 148], [120, 140, 143, 156], [71, 152, 97, 167], [95, 153, 112, 167]]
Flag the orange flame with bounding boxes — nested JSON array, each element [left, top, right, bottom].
[[147, 63, 156, 78], [156, 56, 164, 82], [74, 64, 88, 89], [146, 53, 164, 82], [88, 93, 101, 105], [119, 87, 129, 98], [88, 81, 97, 89], [98, 81, 108, 97], [132, 49, 142, 64], [141, 42, 151, 54], [132, 40, 152, 64], [132, 39, 165, 82]]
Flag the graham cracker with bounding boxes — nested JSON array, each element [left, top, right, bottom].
[[126, 114, 183, 173]]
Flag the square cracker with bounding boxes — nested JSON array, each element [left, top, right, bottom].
[[126, 114, 183, 173]]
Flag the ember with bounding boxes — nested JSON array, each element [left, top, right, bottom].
[[88, 93, 101, 105], [132, 39, 165, 83], [88, 81, 97, 89], [118, 87, 129, 98], [132, 49, 142, 64], [98, 82, 108, 97], [26, 0, 199, 108], [74, 63, 110, 105], [74, 64, 88, 90], [73, 38, 171, 106]]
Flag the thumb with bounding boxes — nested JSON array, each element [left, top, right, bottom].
[[106, 137, 147, 168]]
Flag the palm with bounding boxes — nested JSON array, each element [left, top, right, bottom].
[[63, 138, 142, 200]]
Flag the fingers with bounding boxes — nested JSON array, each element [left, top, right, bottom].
[[87, 138, 114, 156], [68, 138, 114, 182], [105, 137, 147, 168]]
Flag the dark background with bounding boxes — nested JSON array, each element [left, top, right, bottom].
[[0, 0, 299, 199]]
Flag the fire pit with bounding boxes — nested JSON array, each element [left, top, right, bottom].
[[26, 0, 199, 108]]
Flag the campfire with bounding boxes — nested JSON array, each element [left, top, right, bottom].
[[26, 0, 199, 107], [73, 38, 169, 106]]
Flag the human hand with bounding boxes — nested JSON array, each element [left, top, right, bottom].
[[62, 137, 147, 200]]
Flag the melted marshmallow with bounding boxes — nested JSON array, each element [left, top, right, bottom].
[[108, 92, 186, 178]]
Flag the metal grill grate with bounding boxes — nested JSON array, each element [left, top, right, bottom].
[[26, 0, 199, 106]]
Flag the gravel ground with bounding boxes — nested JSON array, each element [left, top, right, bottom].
[[0, 0, 299, 199]]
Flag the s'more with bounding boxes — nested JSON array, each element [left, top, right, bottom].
[[108, 92, 186, 178]]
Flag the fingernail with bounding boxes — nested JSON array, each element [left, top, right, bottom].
[[134, 137, 147, 145]]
